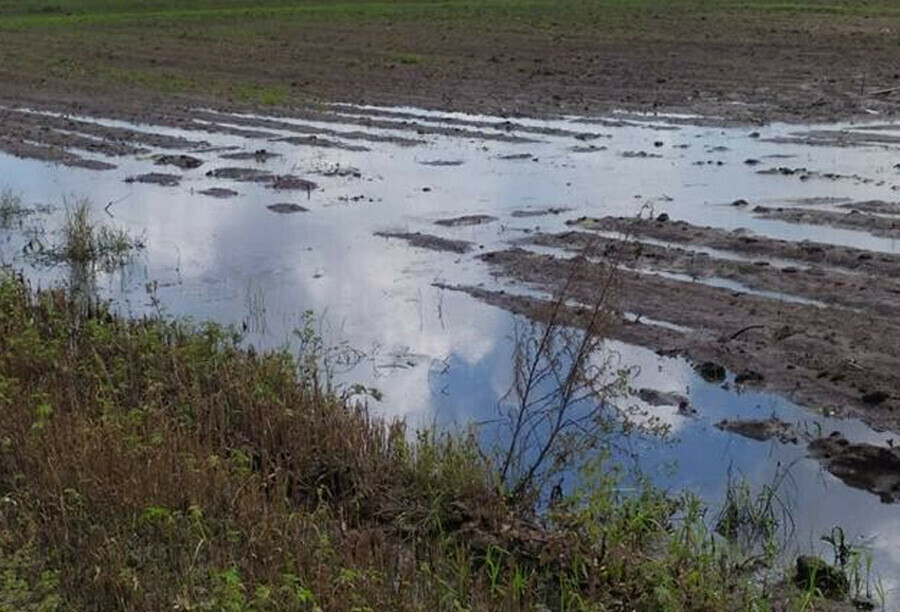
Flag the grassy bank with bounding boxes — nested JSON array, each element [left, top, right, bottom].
[[0, 272, 859, 611]]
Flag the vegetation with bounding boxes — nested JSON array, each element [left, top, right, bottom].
[[0, 0, 896, 112], [0, 273, 862, 611], [56, 199, 143, 269], [0, 190, 28, 228]]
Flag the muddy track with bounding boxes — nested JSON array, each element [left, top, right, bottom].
[[449, 244, 900, 433], [523, 231, 900, 317], [752, 206, 900, 239], [566, 217, 900, 278]]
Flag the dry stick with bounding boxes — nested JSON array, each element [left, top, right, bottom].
[[726, 324, 765, 342], [870, 86, 900, 97], [508, 212, 644, 503]]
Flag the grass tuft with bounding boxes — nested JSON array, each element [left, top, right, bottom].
[[0, 189, 29, 227], [57, 198, 144, 268]]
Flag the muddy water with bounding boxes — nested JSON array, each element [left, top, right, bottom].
[[2, 105, 900, 601]]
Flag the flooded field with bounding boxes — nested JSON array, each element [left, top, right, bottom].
[[2, 103, 900, 601]]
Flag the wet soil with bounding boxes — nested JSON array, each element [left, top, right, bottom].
[[375, 231, 473, 254], [511, 207, 572, 218], [434, 215, 498, 228], [220, 150, 281, 162], [3, 0, 900, 126], [125, 172, 181, 186], [269, 176, 317, 192], [524, 231, 900, 317], [206, 167, 274, 182], [0, 107, 206, 169], [716, 418, 802, 445], [154, 154, 203, 170], [837, 201, 900, 215], [197, 187, 239, 198], [0, 135, 118, 170], [451, 241, 900, 433], [809, 433, 900, 503], [564, 217, 900, 278], [267, 203, 308, 214], [752, 206, 900, 239]]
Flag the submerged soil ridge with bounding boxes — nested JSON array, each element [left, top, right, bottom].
[[455, 215, 900, 434]]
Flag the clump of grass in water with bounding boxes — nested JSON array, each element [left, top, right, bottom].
[[0, 273, 871, 612], [58, 199, 143, 268], [0, 188, 29, 227]]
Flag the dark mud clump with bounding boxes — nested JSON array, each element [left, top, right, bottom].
[[716, 418, 800, 444], [269, 176, 318, 192], [636, 388, 694, 414], [220, 149, 282, 162], [621, 150, 662, 159], [752, 205, 900, 239], [695, 361, 725, 383], [154, 154, 203, 170], [435, 214, 498, 227], [317, 165, 361, 178], [206, 167, 273, 182], [267, 203, 308, 214], [125, 172, 181, 186], [570, 145, 607, 153], [375, 231, 473, 254], [498, 153, 534, 161], [420, 159, 465, 167], [275, 135, 370, 152], [511, 207, 572, 218], [808, 432, 900, 503], [198, 187, 239, 199], [794, 556, 849, 600]]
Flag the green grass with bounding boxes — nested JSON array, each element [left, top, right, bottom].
[[55, 199, 144, 269], [0, 0, 895, 114], [0, 190, 29, 228], [0, 274, 857, 611]]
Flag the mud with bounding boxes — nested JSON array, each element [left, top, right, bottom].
[[756, 166, 881, 187], [453, 245, 900, 432], [197, 187, 239, 198], [511, 207, 571, 218], [124, 172, 181, 186], [220, 150, 281, 162], [273, 135, 371, 152], [154, 154, 203, 170], [636, 388, 693, 415], [837, 201, 900, 215], [524, 231, 900, 317], [434, 215, 498, 228], [752, 206, 900, 239], [0, 135, 117, 170], [267, 203, 308, 214], [375, 231, 473, 254], [205, 167, 274, 183], [564, 217, 900, 278], [203, 167, 316, 192], [190, 110, 424, 147], [765, 129, 900, 148], [420, 160, 465, 167], [269, 176, 317, 192], [809, 433, 900, 503], [716, 418, 801, 445]]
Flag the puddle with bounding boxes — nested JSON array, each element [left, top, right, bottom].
[[2, 104, 900, 602]]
